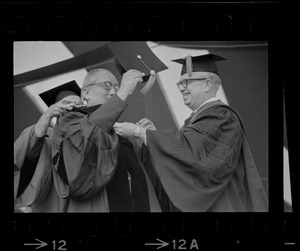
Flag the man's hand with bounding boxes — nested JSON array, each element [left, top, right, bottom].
[[46, 95, 82, 118], [117, 69, 145, 101], [137, 118, 156, 131], [114, 120, 151, 145], [34, 95, 82, 137], [113, 122, 137, 138]]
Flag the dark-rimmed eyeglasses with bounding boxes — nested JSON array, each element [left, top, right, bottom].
[[88, 81, 120, 92], [176, 78, 208, 90]]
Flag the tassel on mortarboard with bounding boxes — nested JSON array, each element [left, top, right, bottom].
[[140, 70, 156, 94], [136, 54, 156, 95], [184, 55, 193, 77]]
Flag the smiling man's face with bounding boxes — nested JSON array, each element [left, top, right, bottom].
[[178, 72, 208, 111]]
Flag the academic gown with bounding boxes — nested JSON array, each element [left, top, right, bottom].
[[144, 100, 268, 212], [52, 94, 161, 212], [14, 125, 63, 212], [14, 95, 160, 212]]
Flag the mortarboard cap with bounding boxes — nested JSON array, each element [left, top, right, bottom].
[[172, 53, 226, 76], [107, 42, 168, 94], [39, 80, 81, 107]]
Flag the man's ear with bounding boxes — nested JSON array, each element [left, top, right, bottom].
[[82, 87, 89, 98], [203, 79, 213, 92]]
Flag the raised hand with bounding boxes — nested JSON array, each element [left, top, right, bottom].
[[34, 95, 82, 137], [46, 95, 82, 118], [117, 69, 145, 100]]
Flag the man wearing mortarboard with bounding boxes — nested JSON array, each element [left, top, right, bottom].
[[14, 41, 168, 212], [14, 82, 82, 212], [51, 69, 163, 212], [14, 71, 162, 212], [115, 53, 269, 212]]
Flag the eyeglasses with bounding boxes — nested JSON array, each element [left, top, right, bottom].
[[88, 81, 120, 92], [176, 78, 208, 90]]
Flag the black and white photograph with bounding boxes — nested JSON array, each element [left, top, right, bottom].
[[14, 41, 269, 213], [5, 1, 295, 250]]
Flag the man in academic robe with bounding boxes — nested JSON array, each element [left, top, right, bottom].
[[114, 54, 269, 212], [51, 69, 160, 212], [14, 94, 82, 212], [14, 69, 161, 212]]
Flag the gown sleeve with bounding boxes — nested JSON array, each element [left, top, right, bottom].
[[145, 106, 244, 212], [52, 94, 128, 200], [14, 125, 53, 206]]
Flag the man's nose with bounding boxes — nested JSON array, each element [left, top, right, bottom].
[[178, 86, 186, 92], [108, 87, 116, 96]]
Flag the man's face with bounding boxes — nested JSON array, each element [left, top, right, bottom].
[[61, 95, 82, 105], [85, 70, 119, 106], [178, 72, 207, 111]]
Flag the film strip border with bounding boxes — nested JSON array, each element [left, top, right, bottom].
[[9, 213, 296, 250], [5, 1, 294, 251], [1, 2, 282, 40]]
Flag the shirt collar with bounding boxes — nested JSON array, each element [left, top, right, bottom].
[[193, 97, 219, 113]]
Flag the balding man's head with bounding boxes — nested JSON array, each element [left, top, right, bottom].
[[81, 68, 120, 107]]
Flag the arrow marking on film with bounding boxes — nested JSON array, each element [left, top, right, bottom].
[[24, 239, 48, 249], [145, 238, 169, 249]]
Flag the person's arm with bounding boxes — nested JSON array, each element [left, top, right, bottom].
[[88, 94, 128, 133], [16, 96, 80, 194], [16, 110, 53, 199], [52, 70, 145, 200], [14, 126, 53, 205], [26, 114, 52, 159], [88, 69, 145, 133], [144, 108, 244, 212], [52, 99, 125, 200], [53, 112, 120, 201], [113, 117, 155, 145], [113, 107, 246, 212], [27, 96, 80, 158]]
